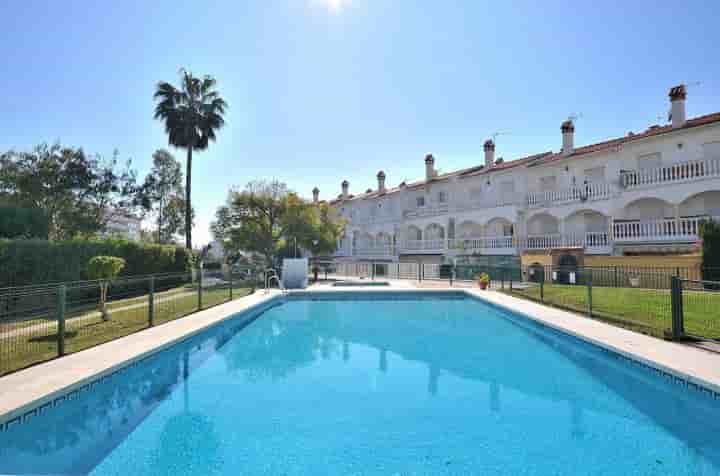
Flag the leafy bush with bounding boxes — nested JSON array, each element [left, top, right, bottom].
[[87, 256, 126, 320], [701, 219, 720, 282], [0, 238, 192, 287], [0, 205, 49, 239], [87, 256, 126, 281]]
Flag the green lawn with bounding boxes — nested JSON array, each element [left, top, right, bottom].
[[0, 284, 253, 376], [505, 284, 720, 339]]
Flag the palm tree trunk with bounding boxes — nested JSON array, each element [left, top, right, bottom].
[[185, 147, 193, 249], [157, 196, 163, 244]]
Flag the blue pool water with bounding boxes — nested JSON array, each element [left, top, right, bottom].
[[2, 293, 720, 475]]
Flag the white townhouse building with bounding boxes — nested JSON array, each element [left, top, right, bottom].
[[103, 208, 143, 241], [318, 85, 720, 266]]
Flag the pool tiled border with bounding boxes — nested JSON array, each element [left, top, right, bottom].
[[2, 285, 720, 428]]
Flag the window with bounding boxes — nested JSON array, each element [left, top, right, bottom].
[[539, 176, 557, 192], [637, 153, 662, 170], [416, 196, 425, 208], [438, 191, 448, 203], [703, 142, 720, 160], [583, 166, 606, 184], [502, 224, 514, 236], [501, 180, 515, 203]]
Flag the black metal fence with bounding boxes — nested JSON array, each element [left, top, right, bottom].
[[331, 260, 720, 342], [675, 278, 720, 341], [0, 270, 259, 376]]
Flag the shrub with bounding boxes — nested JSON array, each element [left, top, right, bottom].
[[87, 256, 126, 320], [0, 205, 48, 239], [701, 219, 720, 282], [0, 238, 193, 287]]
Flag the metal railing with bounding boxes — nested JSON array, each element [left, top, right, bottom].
[[329, 260, 720, 342], [527, 182, 614, 207], [621, 157, 720, 188], [0, 270, 259, 376], [613, 216, 713, 242]]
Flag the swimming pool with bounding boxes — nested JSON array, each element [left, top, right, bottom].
[[1, 292, 719, 475]]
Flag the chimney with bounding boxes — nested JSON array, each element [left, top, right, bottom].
[[483, 139, 495, 168], [341, 180, 349, 199], [425, 154, 435, 181], [561, 120, 575, 156], [669, 84, 687, 128], [312, 187, 319, 204], [377, 170, 386, 193]]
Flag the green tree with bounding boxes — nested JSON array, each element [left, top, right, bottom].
[[0, 143, 138, 240], [0, 205, 49, 239], [87, 256, 126, 321], [211, 180, 345, 267], [153, 69, 227, 250], [138, 149, 193, 244]]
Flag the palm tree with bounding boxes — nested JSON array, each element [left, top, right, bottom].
[[154, 69, 227, 249]]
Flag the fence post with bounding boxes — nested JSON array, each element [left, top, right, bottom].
[[500, 268, 505, 290], [587, 273, 593, 317], [418, 262, 422, 282], [540, 275, 545, 303], [57, 285, 66, 357], [198, 267, 203, 310], [372, 263, 376, 281], [614, 266, 618, 288], [148, 276, 155, 327], [449, 265, 454, 287], [509, 267, 513, 291], [670, 276, 685, 340], [229, 270, 233, 301]]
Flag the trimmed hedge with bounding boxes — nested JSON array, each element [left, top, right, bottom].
[[701, 219, 720, 282], [0, 238, 193, 288]]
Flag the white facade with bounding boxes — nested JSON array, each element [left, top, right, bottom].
[[322, 85, 720, 261], [103, 209, 142, 241]]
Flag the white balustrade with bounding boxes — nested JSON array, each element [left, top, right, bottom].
[[613, 216, 711, 242], [400, 239, 447, 252], [621, 157, 720, 188], [527, 183, 613, 208], [447, 236, 515, 251], [354, 245, 396, 257]]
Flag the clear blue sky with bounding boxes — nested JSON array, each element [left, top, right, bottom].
[[1, 0, 719, 245]]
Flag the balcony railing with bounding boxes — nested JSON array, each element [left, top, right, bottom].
[[353, 245, 396, 257], [403, 204, 449, 219], [613, 216, 711, 242], [621, 157, 720, 189], [447, 236, 515, 251], [400, 239, 447, 252], [521, 232, 611, 251], [527, 183, 614, 208]]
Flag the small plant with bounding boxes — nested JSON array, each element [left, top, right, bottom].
[[87, 256, 126, 321], [477, 272, 490, 289]]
